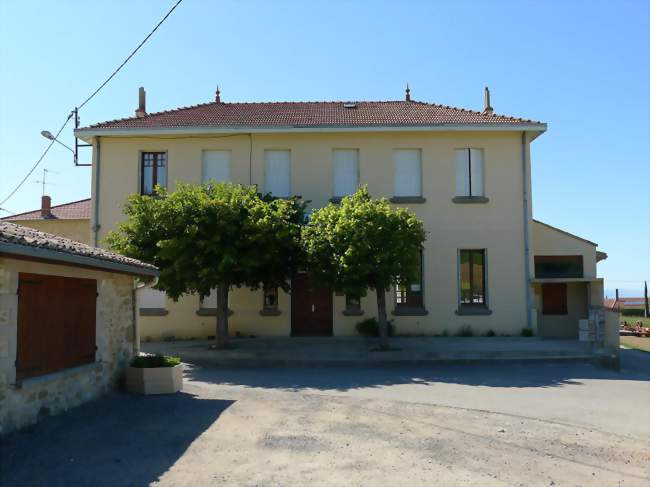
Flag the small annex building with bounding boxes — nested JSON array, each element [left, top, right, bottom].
[[0, 222, 157, 434]]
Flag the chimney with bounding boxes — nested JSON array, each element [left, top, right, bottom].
[[215, 85, 221, 103], [41, 195, 52, 219], [405, 83, 411, 102], [483, 86, 493, 115], [615, 288, 619, 302], [135, 87, 147, 118]]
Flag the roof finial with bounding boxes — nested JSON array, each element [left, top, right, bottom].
[[215, 85, 221, 103], [483, 86, 493, 115], [405, 83, 411, 102]]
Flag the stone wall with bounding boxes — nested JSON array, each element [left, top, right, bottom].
[[0, 258, 135, 435]]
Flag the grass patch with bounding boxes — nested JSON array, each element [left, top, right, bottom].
[[620, 336, 650, 353]]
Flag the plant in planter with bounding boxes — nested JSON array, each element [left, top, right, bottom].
[[126, 354, 183, 395]]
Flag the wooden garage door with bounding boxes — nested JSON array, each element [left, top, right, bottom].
[[16, 273, 97, 381]]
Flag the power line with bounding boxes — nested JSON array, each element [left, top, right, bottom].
[[78, 0, 184, 110], [0, 0, 184, 207]]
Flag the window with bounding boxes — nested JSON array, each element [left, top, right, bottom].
[[535, 256, 583, 278], [333, 149, 359, 198], [264, 150, 291, 197], [263, 286, 279, 310], [139, 287, 167, 309], [345, 295, 362, 314], [455, 149, 484, 197], [542, 283, 568, 315], [202, 150, 231, 183], [459, 249, 486, 306], [395, 252, 424, 309], [141, 152, 167, 195], [201, 288, 219, 309], [16, 274, 96, 381], [393, 149, 422, 197]]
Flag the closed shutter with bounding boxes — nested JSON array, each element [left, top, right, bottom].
[[455, 149, 470, 196], [65, 278, 97, 366], [202, 150, 231, 183], [139, 288, 166, 309], [469, 148, 484, 196], [333, 149, 359, 197], [201, 288, 218, 308], [542, 283, 568, 315], [394, 149, 422, 197], [264, 150, 291, 197]]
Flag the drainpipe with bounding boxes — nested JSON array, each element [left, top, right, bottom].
[[92, 137, 102, 246], [133, 276, 159, 355], [521, 131, 533, 329]]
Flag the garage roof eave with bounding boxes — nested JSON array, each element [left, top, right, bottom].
[[0, 242, 159, 278]]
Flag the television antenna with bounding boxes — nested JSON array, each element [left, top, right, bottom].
[[34, 168, 58, 196]]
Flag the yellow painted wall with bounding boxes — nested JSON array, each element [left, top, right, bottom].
[[531, 221, 598, 278], [95, 131, 532, 339], [8, 219, 91, 245]]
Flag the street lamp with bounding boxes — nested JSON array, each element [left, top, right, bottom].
[[40, 130, 74, 153]]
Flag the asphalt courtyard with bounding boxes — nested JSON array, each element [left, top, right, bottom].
[[2, 352, 649, 486]]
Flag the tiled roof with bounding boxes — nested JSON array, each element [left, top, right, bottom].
[[0, 221, 157, 275], [83, 100, 543, 130], [3, 198, 91, 221]]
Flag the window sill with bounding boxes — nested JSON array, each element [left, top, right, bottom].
[[392, 307, 429, 316], [139, 308, 168, 316], [452, 196, 490, 204], [455, 306, 492, 316], [259, 308, 282, 316], [15, 361, 101, 389], [196, 308, 234, 316], [389, 196, 426, 204], [342, 309, 364, 316]]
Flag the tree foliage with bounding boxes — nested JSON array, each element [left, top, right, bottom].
[[106, 182, 305, 347], [303, 186, 426, 346]]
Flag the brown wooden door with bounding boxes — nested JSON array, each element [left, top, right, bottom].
[[291, 273, 333, 336]]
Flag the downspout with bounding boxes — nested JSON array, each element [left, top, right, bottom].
[[521, 131, 533, 329], [92, 137, 102, 246]]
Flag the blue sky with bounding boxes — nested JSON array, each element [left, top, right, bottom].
[[0, 0, 648, 296]]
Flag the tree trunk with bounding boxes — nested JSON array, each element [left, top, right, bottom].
[[644, 281, 649, 319], [376, 286, 389, 349], [215, 284, 230, 349]]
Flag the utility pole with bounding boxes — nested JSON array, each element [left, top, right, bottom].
[[644, 281, 649, 319]]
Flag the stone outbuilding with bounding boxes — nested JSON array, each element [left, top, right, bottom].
[[0, 222, 157, 434]]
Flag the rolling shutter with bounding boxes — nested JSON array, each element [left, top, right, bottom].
[[333, 149, 359, 197], [394, 149, 422, 197], [202, 150, 231, 183], [264, 150, 291, 197]]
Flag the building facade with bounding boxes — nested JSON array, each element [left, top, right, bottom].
[[75, 88, 606, 340]]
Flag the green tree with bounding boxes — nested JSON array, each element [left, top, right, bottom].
[[106, 182, 304, 348], [303, 186, 426, 348]]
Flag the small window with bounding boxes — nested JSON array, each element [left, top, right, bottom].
[[535, 256, 583, 278], [459, 249, 486, 306], [455, 149, 484, 197], [202, 150, 231, 183], [333, 149, 360, 198], [542, 283, 568, 315], [201, 288, 218, 309], [263, 286, 279, 310], [264, 150, 291, 197], [394, 149, 422, 197], [395, 252, 424, 309], [345, 295, 361, 312], [141, 152, 167, 195]]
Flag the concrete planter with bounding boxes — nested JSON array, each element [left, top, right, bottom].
[[126, 363, 183, 395]]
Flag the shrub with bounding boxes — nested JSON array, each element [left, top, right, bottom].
[[485, 329, 496, 337], [356, 317, 395, 337], [130, 354, 181, 368], [456, 325, 474, 337], [521, 328, 535, 337], [622, 309, 646, 317]]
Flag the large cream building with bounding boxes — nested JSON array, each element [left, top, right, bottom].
[[74, 87, 607, 340]]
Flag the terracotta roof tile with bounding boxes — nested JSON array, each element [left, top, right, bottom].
[[83, 100, 543, 130], [3, 198, 91, 221], [0, 221, 157, 274]]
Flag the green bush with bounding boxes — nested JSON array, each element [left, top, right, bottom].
[[456, 325, 474, 337], [130, 354, 181, 368], [521, 328, 535, 337], [622, 309, 647, 317], [356, 317, 395, 337], [485, 329, 496, 337]]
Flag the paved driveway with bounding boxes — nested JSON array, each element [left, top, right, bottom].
[[2, 354, 649, 486]]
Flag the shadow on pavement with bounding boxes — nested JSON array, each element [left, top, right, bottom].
[[185, 357, 650, 392], [1, 391, 234, 487]]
